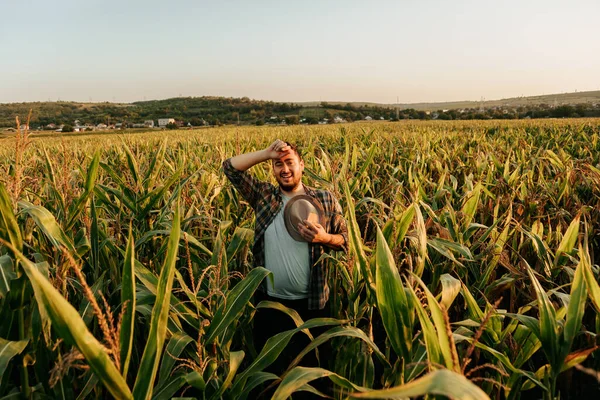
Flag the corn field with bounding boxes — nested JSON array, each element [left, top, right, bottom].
[[1, 119, 600, 399]]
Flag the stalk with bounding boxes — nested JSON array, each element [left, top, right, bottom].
[[18, 284, 30, 398]]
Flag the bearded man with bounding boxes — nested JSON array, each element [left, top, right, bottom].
[[222, 139, 348, 389]]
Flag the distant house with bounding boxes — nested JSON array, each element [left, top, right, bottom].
[[96, 123, 108, 130], [158, 118, 175, 128], [115, 123, 123, 129], [333, 116, 346, 123], [132, 123, 145, 128], [364, 116, 372, 121], [75, 124, 94, 132], [144, 120, 155, 128]]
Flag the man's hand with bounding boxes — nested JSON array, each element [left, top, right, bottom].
[[298, 220, 330, 244], [298, 219, 346, 249], [265, 139, 292, 160], [229, 139, 290, 171]]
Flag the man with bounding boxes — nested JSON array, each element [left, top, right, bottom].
[[222, 138, 348, 383]]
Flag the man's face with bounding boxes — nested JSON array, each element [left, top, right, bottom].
[[272, 152, 304, 191]]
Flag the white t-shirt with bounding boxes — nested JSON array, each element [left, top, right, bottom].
[[264, 195, 310, 299]]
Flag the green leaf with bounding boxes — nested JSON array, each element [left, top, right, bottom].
[[415, 276, 460, 372], [461, 182, 482, 230], [395, 204, 415, 243], [0, 338, 28, 381], [414, 203, 428, 277], [0, 255, 16, 298], [204, 267, 271, 345], [554, 214, 580, 267], [120, 229, 136, 377], [559, 247, 587, 367], [407, 284, 443, 368], [350, 142, 377, 193], [138, 171, 181, 220], [66, 150, 100, 230], [18, 200, 75, 253], [342, 178, 373, 288], [226, 227, 254, 262], [123, 144, 141, 188], [143, 140, 166, 191], [133, 205, 181, 400], [0, 183, 23, 253], [375, 225, 411, 359], [152, 371, 203, 400], [428, 237, 473, 267], [209, 350, 245, 400], [525, 262, 559, 372], [440, 274, 461, 310], [272, 367, 367, 400], [350, 368, 489, 399], [256, 300, 314, 340], [582, 241, 600, 313], [235, 372, 278, 400], [286, 325, 389, 373], [8, 244, 131, 399], [157, 333, 194, 387]]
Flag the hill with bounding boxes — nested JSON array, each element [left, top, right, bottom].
[[1, 90, 599, 128], [298, 90, 600, 111]]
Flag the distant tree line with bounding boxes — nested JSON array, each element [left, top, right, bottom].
[[1, 97, 599, 128]]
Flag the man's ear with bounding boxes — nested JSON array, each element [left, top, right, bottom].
[[300, 159, 305, 171]]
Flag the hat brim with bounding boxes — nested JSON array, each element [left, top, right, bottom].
[[283, 195, 326, 242]]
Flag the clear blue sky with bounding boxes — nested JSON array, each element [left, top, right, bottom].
[[1, 0, 599, 104]]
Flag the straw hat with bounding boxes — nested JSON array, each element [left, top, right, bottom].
[[283, 195, 325, 242]]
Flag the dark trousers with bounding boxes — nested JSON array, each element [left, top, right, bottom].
[[253, 291, 332, 399]]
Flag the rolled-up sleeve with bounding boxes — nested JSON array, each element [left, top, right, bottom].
[[222, 158, 268, 210]]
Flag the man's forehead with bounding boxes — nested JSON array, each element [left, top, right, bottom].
[[276, 153, 300, 162]]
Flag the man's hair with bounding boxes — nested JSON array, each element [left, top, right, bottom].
[[284, 141, 303, 161]]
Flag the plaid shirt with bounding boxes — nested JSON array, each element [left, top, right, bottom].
[[223, 158, 348, 310]]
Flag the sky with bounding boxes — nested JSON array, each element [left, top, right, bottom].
[[1, 0, 599, 104]]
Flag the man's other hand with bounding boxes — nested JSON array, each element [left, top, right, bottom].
[[298, 220, 329, 244]]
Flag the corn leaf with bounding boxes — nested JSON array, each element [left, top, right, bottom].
[[351, 368, 489, 399], [157, 333, 194, 387], [342, 178, 373, 287], [119, 229, 136, 377], [375, 225, 411, 359], [204, 266, 271, 345], [9, 244, 132, 399], [525, 263, 559, 371], [0, 255, 15, 298], [560, 249, 586, 356], [0, 338, 28, 381], [440, 274, 461, 310], [18, 200, 75, 253], [132, 205, 181, 400], [0, 184, 23, 253], [554, 214, 580, 267], [416, 276, 460, 372], [273, 366, 367, 400]]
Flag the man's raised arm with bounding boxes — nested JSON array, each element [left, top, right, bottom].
[[223, 139, 293, 208], [230, 139, 292, 171]]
